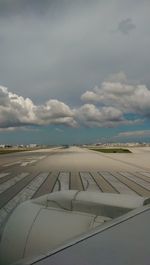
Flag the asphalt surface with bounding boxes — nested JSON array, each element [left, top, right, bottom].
[[0, 146, 150, 226]]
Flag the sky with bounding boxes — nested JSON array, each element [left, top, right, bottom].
[[0, 0, 150, 145]]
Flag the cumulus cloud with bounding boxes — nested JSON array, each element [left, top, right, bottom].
[[75, 104, 140, 128], [35, 99, 77, 127], [81, 76, 150, 118], [0, 86, 77, 129], [0, 80, 147, 130], [118, 130, 150, 138], [0, 86, 36, 128], [117, 18, 136, 35]]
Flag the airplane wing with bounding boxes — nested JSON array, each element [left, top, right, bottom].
[[0, 191, 150, 265]]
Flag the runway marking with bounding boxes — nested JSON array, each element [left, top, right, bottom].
[[114, 172, 150, 197], [0, 172, 17, 185], [0, 209, 8, 226], [20, 160, 37, 167], [0, 173, 9, 179], [80, 172, 100, 191], [53, 180, 60, 192], [0, 173, 38, 209], [28, 172, 49, 194], [119, 172, 150, 191], [3, 161, 21, 167], [0, 172, 48, 226], [20, 156, 46, 167], [105, 172, 136, 195], [38, 155, 47, 160], [70, 172, 83, 190], [94, 172, 117, 193], [57, 172, 70, 191], [33, 172, 58, 198], [1, 156, 47, 169], [139, 172, 150, 178], [1, 170, 150, 227], [0, 173, 28, 194], [131, 172, 150, 183]]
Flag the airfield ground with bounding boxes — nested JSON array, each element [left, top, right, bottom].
[[0, 146, 150, 226]]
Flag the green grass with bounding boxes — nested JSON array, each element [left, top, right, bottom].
[[89, 148, 132, 153], [0, 148, 36, 155]]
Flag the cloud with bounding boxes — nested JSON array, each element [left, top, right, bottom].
[[0, 0, 149, 106], [0, 86, 77, 128], [0, 127, 17, 132], [75, 104, 140, 128], [106, 71, 127, 83], [0, 86, 36, 128], [117, 130, 150, 138], [55, 128, 64, 133], [0, 82, 145, 130], [35, 99, 77, 127], [0, 126, 38, 132], [117, 18, 136, 35], [81, 75, 150, 118]]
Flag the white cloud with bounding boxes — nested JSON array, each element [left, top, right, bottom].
[[81, 76, 150, 118], [0, 86, 77, 129], [0, 81, 146, 130], [0, 86, 36, 128], [35, 99, 77, 127]]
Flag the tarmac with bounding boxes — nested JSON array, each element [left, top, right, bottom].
[[0, 146, 150, 226]]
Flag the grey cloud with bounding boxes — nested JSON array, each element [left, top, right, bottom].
[[106, 72, 127, 83], [117, 18, 136, 35], [0, 85, 143, 130], [35, 99, 77, 127], [75, 104, 140, 128], [0, 1, 149, 105], [81, 75, 150, 118], [0, 0, 62, 17], [0, 0, 96, 18], [117, 130, 150, 137]]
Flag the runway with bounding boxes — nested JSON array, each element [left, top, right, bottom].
[[0, 146, 150, 226]]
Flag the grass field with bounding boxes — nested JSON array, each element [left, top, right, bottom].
[[0, 148, 37, 155], [89, 148, 132, 153]]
